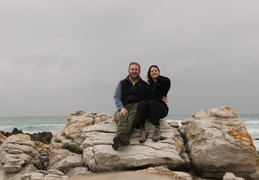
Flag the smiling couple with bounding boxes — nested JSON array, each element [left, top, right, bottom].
[[112, 62, 171, 150]]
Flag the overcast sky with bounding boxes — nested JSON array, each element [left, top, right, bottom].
[[0, 0, 258, 116]]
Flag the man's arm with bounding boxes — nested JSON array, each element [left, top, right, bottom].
[[113, 82, 128, 116], [114, 82, 124, 110]]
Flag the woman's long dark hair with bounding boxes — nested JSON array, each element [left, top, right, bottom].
[[147, 65, 160, 84]]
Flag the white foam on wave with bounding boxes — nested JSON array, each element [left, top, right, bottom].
[[166, 119, 182, 126], [247, 128, 259, 135], [253, 140, 259, 152], [244, 120, 259, 125]]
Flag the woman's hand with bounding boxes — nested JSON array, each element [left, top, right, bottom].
[[162, 96, 168, 103]]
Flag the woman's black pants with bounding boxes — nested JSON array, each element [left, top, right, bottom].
[[136, 100, 168, 129]]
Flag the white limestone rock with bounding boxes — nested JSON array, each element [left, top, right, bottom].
[[223, 172, 245, 180], [48, 112, 187, 173], [48, 149, 84, 172], [65, 167, 92, 177], [180, 107, 259, 179], [82, 119, 187, 172], [21, 169, 68, 180], [0, 134, 41, 173]]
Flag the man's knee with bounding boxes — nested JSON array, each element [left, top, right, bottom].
[[137, 101, 148, 110], [148, 100, 158, 108], [139, 101, 148, 106], [114, 111, 120, 123]]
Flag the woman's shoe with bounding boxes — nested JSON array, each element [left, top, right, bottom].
[[139, 130, 149, 143], [152, 129, 161, 142]]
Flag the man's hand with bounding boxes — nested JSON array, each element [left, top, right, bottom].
[[162, 96, 168, 103], [120, 108, 128, 117]]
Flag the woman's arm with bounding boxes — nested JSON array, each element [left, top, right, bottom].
[[157, 76, 171, 96]]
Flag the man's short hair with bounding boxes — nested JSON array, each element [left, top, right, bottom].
[[128, 62, 141, 70]]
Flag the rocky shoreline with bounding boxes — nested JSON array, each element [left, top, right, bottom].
[[0, 128, 53, 145], [0, 106, 258, 180]]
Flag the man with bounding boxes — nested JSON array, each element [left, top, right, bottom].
[[112, 62, 148, 150]]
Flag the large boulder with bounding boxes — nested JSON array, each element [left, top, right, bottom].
[[48, 111, 188, 174], [0, 134, 7, 146], [48, 112, 113, 173], [21, 169, 68, 180], [180, 106, 259, 180], [48, 149, 84, 172], [0, 134, 46, 180], [82, 118, 187, 172], [2, 164, 38, 180], [0, 128, 53, 144], [0, 134, 41, 173]]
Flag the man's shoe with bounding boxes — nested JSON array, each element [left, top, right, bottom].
[[118, 131, 130, 146], [152, 129, 161, 142], [139, 130, 149, 143], [112, 131, 130, 150], [123, 140, 130, 146], [118, 131, 128, 143], [112, 136, 122, 150]]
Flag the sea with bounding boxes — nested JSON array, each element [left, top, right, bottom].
[[0, 114, 258, 151]]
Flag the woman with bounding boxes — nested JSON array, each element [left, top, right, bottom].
[[135, 65, 171, 143]]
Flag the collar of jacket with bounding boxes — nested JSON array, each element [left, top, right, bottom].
[[125, 75, 143, 82]]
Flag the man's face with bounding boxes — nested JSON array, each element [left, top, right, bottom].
[[128, 64, 140, 80]]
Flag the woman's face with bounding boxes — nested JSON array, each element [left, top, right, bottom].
[[150, 67, 160, 80]]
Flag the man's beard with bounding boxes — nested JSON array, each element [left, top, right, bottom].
[[130, 74, 138, 80]]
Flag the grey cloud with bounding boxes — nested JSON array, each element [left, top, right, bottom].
[[0, 0, 259, 116]]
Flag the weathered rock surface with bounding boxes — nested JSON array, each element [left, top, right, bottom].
[[49, 111, 188, 173], [2, 164, 38, 180], [48, 112, 114, 173], [223, 172, 245, 180], [21, 169, 69, 180], [180, 106, 259, 180], [0, 133, 51, 180], [0, 133, 6, 146], [82, 119, 187, 172], [0, 107, 258, 180], [137, 166, 194, 180], [0, 128, 53, 144], [0, 134, 41, 173]]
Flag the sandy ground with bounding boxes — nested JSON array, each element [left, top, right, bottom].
[[69, 171, 182, 180]]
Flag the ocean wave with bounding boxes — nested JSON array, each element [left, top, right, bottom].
[[253, 140, 259, 151], [247, 128, 259, 135], [20, 124, 65, 128], [244, 120, 259, 125]]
